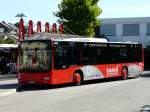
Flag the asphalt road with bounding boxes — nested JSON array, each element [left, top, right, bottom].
[[0, 74, 150, 112]]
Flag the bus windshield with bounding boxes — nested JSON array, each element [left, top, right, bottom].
[[19, 41, 51, 72]]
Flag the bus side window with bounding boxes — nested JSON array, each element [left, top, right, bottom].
[[54, 46, 64, 69], [129, 47, 142, 62], [54, 45, 72, 69], [119, 48, 128, 62], [80, 49, 89, 65], [72, 47, 81, 66], [96, 48, 110, 64]]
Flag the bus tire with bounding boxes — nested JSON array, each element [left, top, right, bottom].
[[16, 85, 23, 92], [121, 67, 128, 80], [73, 72, 82, 86]]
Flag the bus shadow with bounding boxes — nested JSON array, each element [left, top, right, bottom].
[[0, 83, 18, 89], [133, 105, 150, 112], [140, 71, 150, 78], [83, 77, 134, 85], [16, 84, 72, 92], [16, 77, 135, 92]]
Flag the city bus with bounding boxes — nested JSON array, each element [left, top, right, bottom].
[[17, 33, 144, 87], [0, 44, 17, 74]]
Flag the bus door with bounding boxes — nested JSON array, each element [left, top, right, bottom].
[[53, 42, 73, 84]]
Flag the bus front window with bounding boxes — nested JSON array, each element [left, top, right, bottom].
[[19, 41, 51, 72]]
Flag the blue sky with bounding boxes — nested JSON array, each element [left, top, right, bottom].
[[0, 0, 150, 24]]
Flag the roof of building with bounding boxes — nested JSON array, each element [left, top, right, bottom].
[[0, 21, 17, 32], [0, 21, 18, 40], [101, 17, 150, 24]]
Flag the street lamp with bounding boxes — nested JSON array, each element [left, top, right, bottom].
[[58, 18, 68, 24], [58, 18, 76, 35], [15, 13, 27, 19]]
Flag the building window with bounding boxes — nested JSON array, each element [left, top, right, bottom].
[[123, 24, 139, 36], [100, 24, 116, 36], [146, 23, 150, 35]]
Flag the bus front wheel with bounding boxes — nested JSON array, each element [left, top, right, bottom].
[[73, 72, 82, 86], [121, 67, 128, 80]]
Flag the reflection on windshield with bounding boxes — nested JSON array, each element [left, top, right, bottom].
[[19, 41, 51, 72]]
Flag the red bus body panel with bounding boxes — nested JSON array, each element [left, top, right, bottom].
[[18, 62, 143, 85], [18, 72, 51, 85]]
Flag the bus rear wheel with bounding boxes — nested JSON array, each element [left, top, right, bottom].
[[121, 67, 128, 80], [73, 72, 82, 86]]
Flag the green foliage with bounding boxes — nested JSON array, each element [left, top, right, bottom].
[[5, 38, 16, 44], [0, 37, 16, 44], [55, 0, 102, 37], [14, 22, 19, 28]]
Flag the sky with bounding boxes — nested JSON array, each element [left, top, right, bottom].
[[0, 0, 150, 24]]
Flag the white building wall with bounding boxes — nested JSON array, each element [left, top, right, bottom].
[[100, 17, 150, 48], [116, 24, 122, 36]]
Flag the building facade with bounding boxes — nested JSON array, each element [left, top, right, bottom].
[[99, 17, 150, 48], [0, 21, 18, 41]]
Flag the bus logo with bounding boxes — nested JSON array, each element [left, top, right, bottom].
[[106, 67, 119, 76]]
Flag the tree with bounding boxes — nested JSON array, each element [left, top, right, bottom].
[[55, 0, 102, 37], [14, 22, 19, 28], [0, 37, 16, 44]]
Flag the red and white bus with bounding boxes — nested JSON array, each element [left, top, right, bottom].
[[17, 33, 144, 86]]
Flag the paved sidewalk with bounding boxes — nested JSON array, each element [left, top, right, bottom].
[[0, 79, 18, 97], [0, 74, 17, 81]]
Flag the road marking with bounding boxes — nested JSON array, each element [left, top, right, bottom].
[[0, 89, 16, 97]]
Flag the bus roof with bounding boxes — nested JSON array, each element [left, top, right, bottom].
[[54, 37, 108, 43], [25, 33, 107, 43], [0, 44, 18, 48], [23, 33, 140, 44]]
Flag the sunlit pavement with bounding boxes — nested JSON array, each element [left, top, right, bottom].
[[0, 79, 17, 97], [0, 73, 17, 97], [0, 77, 150, 112], [0, 72, 150, 112]]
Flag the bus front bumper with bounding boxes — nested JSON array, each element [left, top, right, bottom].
[[18, 72, 51, 85]]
